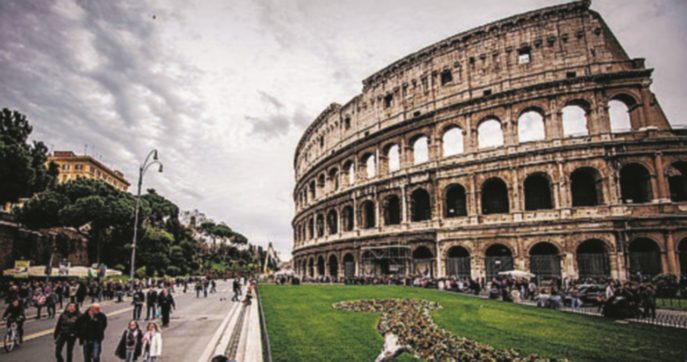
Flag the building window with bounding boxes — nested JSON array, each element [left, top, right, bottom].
[[440, 70, 453, 85], [384, 94, 393, 108], [62, 164, 69, 171], [518, 48, 531, 64], [344, 117, 351, 130], [75, 164, 83, 171]]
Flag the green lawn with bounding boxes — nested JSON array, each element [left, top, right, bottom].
[[260, 284, 687, 362]]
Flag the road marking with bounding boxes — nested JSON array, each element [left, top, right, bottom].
[[21, 306, 134, 342]]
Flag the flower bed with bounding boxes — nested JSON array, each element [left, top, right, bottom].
[[333, 299, 558, 361]]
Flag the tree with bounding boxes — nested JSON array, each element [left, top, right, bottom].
[[0, 108, 57, 205]]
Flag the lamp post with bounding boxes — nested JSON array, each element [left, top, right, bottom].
[[130, 149, 163, 280]]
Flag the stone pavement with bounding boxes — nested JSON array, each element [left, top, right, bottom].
[[199, 283, 263, 362]]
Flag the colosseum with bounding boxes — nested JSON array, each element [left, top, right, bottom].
[[291, 0, 687, 283]]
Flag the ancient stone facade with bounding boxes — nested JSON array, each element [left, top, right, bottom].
[[291, 1, 687, 281]]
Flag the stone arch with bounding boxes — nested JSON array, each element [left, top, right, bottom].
[[327, 209, 338, 235], [477, 117, 504, 149], [307, 217, 314, 240], [316, 213, 325, 237], [360, 200, 376, 229], [481, 177, 509, 214], [343, 253, 356, 278], [608, 92, 639, 132], [308, 256, 315, 277], [517, 108, 546, 143], [444, 183, 468, 218], [570, 167, 604, 207], [524, 172, 553, 210], [576, 239, 610, 279], [620, 163, 653, 204], [362, 152, 376, 179], [562, 100, 591, 137], [528, 242, 561, 280], [344, 160, 356, 186], [412, 245, 435, 277], [445, 246, 471, 278], [442, 126, 464, 157], [317, 255, 325, 276], [411, 134, 429, 165], [341, 204, 354, 231], [668, 161, 687, 202], [628, 238, 662, 277], [328, 167, 340, 191], [328, 254, 339, 278], [485, 243, 514, 279], [679, 238, 687, 276], [384, 143, 401, 173], [410, 188, 432, 221], [382, 194, 401, 225]]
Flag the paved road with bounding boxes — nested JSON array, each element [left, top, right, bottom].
[[0, 280, 236, 362]]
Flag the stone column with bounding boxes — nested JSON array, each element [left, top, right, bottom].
[[654, 152, 670, 202]]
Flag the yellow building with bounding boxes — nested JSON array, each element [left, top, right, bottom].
[[49, 151, 130, 191]]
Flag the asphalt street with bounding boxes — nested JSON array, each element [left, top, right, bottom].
[[0, 280, 236, 362]]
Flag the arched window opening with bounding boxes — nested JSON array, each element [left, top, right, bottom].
[[481, 178, 509, 214], [329, 168, 339, 191], [576, 239, 610, 279], [343, 253, 356, 278], [444, 184, 467, 218], [364, 153, 376, 179], [346, 161, 355, 186], [317, 256, 325, 276], [478, 118, 504, 149], [410, 188, 431, 221], [609, 99, 632, 133], [679, 239, 687, 277], [485, 244, 513, 279], [317, 174, 326, 193], [620, 164, 652, 204], [316, 214, 324, 238], [342, 205, 354, 231], [669, 162, 687, 202], [412, 246, 434, 277], [309, 180, 317, 199], [529, 242, 561, 280], [524, 173, 553, 210], [628, 238, 662, 277], [562, 104, 588, 137], [361, 200, 376, 229], [382, 195, 401, 225], [307, 218, 314, 240], [327, 209, 338, 235], [328, 254, 338, 277], [518, 110, 545, 143], [308, 257, 314, 277], [446, 246, 470, 278], [412, 136, 429, 165], [571, 167, 604, 207], [387, 144, 401, 172], [442, 127, 464, 157]]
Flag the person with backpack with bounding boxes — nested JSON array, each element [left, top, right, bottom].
[[115, 320, 143, 361], [145, 288, 158, 321]]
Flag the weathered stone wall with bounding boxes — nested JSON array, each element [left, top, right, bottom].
[[291, 1, 687, 281]]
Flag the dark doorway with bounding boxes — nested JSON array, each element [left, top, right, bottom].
[[481, 178, 509, 214], [411, 188, 432, 221], [445, 184, 467, 217], [446, 246, 470, 278], [576, 239, 610, 279], [485, 244, 513, 279], [571, 168, 603, 206], [524, 173, 553, 210], [620, 164, 652, 204]]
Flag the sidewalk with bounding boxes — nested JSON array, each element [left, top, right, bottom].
[[200, 284, 263, 362]]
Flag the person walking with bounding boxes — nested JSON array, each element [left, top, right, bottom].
[[54, 302, 81, 362], [76, 282, 87, 308], [203, 279, 209, 298], [33, 289, 46, 319], [77, 303, 108, 362], [145, 288, 158, 321], [231, 279, 241, 302], [46, 285, 57, 319], [132, 288, 145, 320], [141, 322, 163, 362], [195, 281, 202, 298], [115, 320, 143, 361], [157, 288, 175, 328]]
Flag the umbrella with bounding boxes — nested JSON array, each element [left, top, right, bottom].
[[498, 270, 535, 278]]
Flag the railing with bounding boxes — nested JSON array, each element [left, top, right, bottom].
[[256, 284, 273, 362]]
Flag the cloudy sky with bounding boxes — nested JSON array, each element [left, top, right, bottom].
[[1, 0, 685, 259]]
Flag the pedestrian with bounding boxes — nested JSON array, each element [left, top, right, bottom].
[[46, 287, 57, 319], [54, 302, 81, 362], [76, 282, 87, 308], [210, 279, 217, 293], [195, 282, 202, 298], [33, 288, 47, 319], [203, 279, 209, 298], [115, 320, 143, 361], [157, 288, 175, 327], [141, 322, 163, 362], [231, 279, 241, 302], [132, 288, 145, 320], [77, 303, 108, 362], [145, 288, 158, 321]]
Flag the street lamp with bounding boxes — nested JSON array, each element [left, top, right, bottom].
[[130, 149, 163, 280]]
